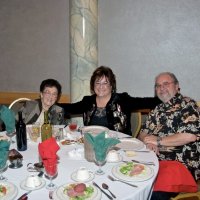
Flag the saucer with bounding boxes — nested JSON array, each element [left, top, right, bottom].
[[107, 155, 123, 163], [20, 178, 45, 191], [71, 170, 95, 182]]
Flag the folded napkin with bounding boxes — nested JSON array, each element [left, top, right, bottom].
[[0, 105, 15, 133], [38, 137, 60, 167], [0, 140, 10, 168], [153, 160, 198, 193], [85, 131, 120, 162]]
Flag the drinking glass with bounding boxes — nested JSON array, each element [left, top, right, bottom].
[[6, 131, 16, 144], [44, 163, 58, 190], [68, 119, 78, 132], [31, 123, 40, 142], [0, 150, 9, 181], [94, 151, 107, 175], [0, 163, 8, 181], [72, 131, 82, 152], [53, 126, 64, 142]]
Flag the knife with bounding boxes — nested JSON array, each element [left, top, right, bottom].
[[17, 171, 44, 200], [131, 159, 155, 166], [93, 182, 113, 200], [17, 190, 32, 200]]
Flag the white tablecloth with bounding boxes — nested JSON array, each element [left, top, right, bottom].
[[2, 129, 159, 200]]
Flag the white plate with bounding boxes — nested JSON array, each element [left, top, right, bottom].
[[20, 178, 46, 191], [115, 138, 144, 151], [53, 183, 102, 200], [71, 171, 95, 182], [112, 162, 154, 182], [0, 181, 18, 200], [82, 126, 109, 135]]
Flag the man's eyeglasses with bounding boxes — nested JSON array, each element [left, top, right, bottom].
[[155, 81, 175, 90], [95, 81, 110, 87], [43, 91, 58, 98]]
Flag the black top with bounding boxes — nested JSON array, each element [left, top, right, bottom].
[[59, 92, 161, 135]]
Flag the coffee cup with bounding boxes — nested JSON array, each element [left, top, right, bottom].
[[25, 175, 42, 188], [76, 167, 90, 181], [107, 150, 120, 162]]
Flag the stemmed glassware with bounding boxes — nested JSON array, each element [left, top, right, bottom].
[[6, 131, 16, 144], [72, 131, 81, 153], [0, 150, 9, 181], [94, 151, 107, 175], [44, 163, 58, 190], [68, 119, 78, 133], [68, 119, 80, 153]]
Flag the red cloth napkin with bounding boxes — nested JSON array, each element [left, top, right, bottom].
[[153, 160, 198, 193], [38, 137, 60, 167]]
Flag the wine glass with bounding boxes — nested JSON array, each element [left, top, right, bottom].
[[6, 131, 16, 144], [68, 119, 78, 133], [72, 131, 81, 153], [44, 163, 58, 190], [94, 151, 107, 175], [0, 151, 9, 181]]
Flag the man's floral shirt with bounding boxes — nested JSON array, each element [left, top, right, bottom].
[[141, 93, 200, 179]]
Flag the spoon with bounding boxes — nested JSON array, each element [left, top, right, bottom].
[[102, 183, 116, 198]]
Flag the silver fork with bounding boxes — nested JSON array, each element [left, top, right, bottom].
[[107, 175, 138, 188]]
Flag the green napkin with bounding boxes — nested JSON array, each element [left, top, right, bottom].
[[0, 140, 10, 168], [85, 131, 120, 162], [0, 105, 15, 133]]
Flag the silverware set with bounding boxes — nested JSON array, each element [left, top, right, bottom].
[[93, 182, 114, 200]]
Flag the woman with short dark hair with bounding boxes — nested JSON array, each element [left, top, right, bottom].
[[16, 79, 64, 125], [62, 66, 161, 135]]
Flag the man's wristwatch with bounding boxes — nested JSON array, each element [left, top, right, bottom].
[[157, 136, 162, 148]]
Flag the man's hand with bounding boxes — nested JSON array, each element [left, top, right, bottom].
[[143, 135, 158, 146], [146, 143, 160, 155]]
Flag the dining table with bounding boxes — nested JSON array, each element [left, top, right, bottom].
[[0, 125, 159, 200]]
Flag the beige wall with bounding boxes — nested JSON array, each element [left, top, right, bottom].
[[99, 0, 200, 100], [0, 0, 70, 94], [0, 0, 200, 100]]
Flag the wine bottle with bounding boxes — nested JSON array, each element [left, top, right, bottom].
[[16, 111, 27, 151], [41, 111, 52, 142]]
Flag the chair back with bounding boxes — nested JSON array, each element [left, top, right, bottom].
[[130, 111, 142, 138], [9, 98, 31, 114], [170, 191, 200, 200]]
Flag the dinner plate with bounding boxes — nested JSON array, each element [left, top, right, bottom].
[[81, 126, 109, 135], [20, 178, 46, 191], [115, 138, 144, 151], [71, 171, 95, 182], [53, 183, 102, 200], [112, 162, 154, 182], [0, 181, 18, 200]]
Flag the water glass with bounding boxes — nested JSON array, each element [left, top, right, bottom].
[[44, 163, 58, 190], [94, 152, 107, 175]]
